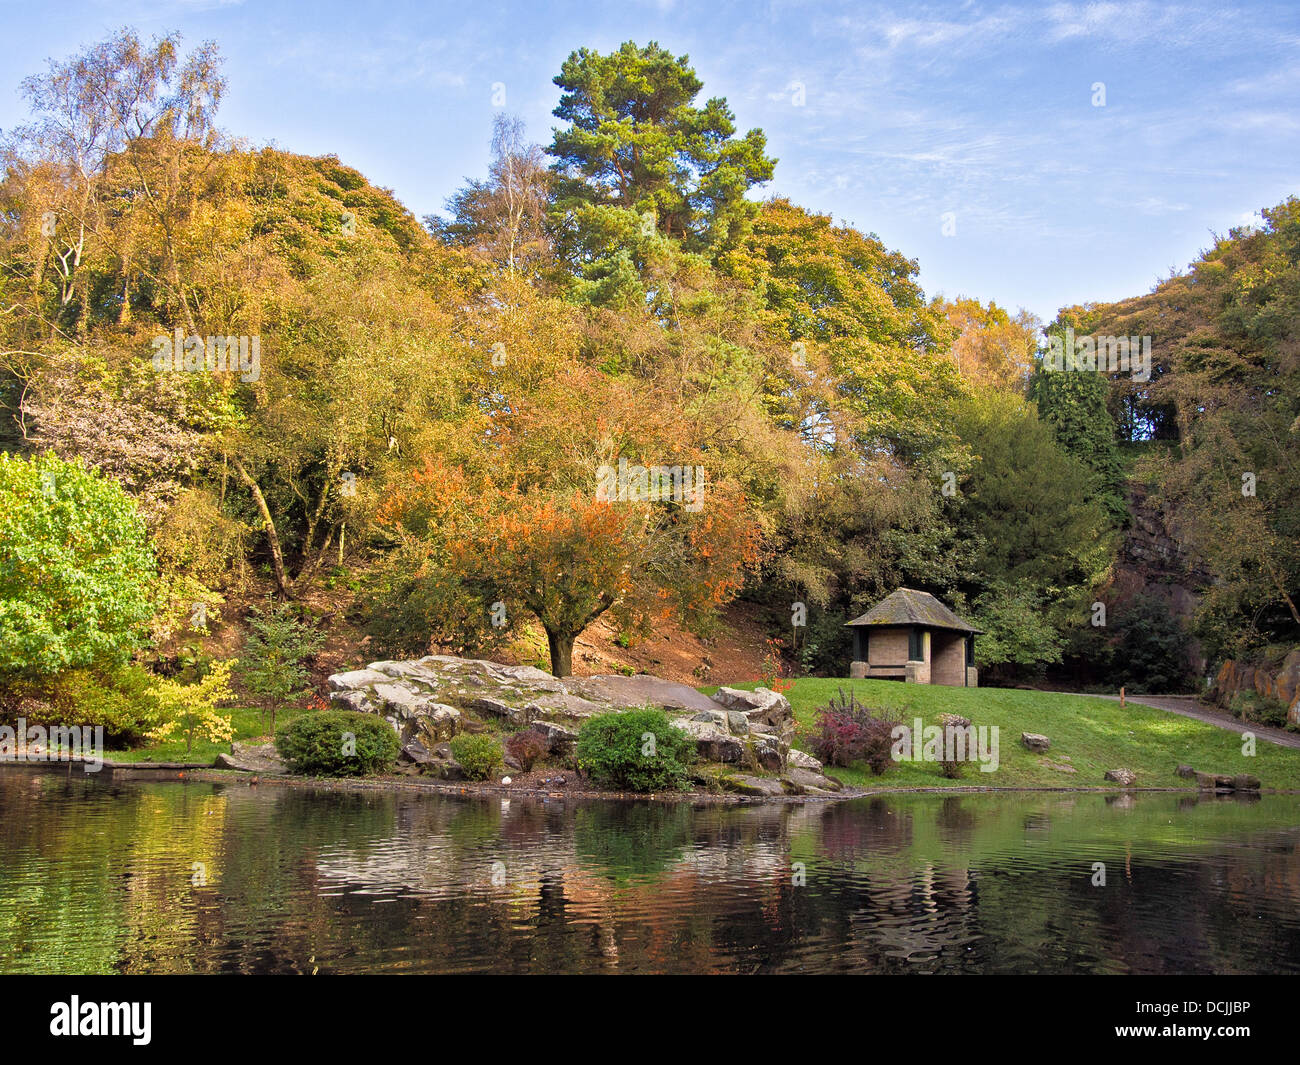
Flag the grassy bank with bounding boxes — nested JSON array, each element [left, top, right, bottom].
[[106, 705, 307, 764], [720, 678, 1300, 790], [106, 676, 1300, 793]]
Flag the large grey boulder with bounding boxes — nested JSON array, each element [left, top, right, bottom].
[[710, 686, 795, 735], [568, 673, 723, 714], [782, 767, 842, 794]]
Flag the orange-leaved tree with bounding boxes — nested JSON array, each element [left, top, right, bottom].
[[374, 452, 761, 676]]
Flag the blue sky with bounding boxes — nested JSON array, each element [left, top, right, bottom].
[[2, 0, 1296, 322]]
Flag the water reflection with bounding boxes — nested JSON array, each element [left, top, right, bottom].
[[0, 768, 1297, 974]]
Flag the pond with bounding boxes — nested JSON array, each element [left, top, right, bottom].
[[1, 768, 1298, 974]]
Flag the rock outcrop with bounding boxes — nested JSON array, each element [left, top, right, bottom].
[[1213, 648, 1300, 726], [326, 655, 813, 783]]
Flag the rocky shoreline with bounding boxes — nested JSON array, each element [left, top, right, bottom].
[[323, 654, 846, 798]]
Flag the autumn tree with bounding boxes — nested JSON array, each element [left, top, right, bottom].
[[1107, 200, 1300, 655], [371, 362, 763, 676], [937, 295, 1040, 393], [7, 27, 225, 337], [428, 114, 553, 277], [721, 198, 965, 469]]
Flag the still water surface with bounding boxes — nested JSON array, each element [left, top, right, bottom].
[[1, 769, 1297, 974]]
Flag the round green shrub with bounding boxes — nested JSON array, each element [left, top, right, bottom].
[[275, 710, 399, 776], [449, 733, 504, 780], [575, 708, 696, 792]]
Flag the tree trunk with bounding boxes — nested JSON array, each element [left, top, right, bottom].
[[546, 628, 575, 678], [232, 457, 293, 597]]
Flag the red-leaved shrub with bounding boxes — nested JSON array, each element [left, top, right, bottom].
[[505, 730, 548, 772], [808, 688, 900, 774]]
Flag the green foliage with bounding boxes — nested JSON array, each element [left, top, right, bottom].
[[449, 733, 504, 781], [1104, 593, 1196, 694], [358, 541, 511, 661], [798, 608, 853, 676], [1229, 691, 1290, 729], [971, 584, 1066, 672], [0, 452, 157, 680], [275, 710, 399, 776], [1029, 335, 1128, 525], [548, 40, 775, 257], [575, 708, 696, 792], [7, 28, 1293, 695], [3, 663, 166, 746], [954, 390, 1113, 594], [238, 599, 326, 727]]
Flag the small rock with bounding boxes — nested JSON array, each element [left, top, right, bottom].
[[722, 774, 787, 797], [1196, 772, 1234, 790], [1176, 765, 1196, 778], [429, 759, 466, 781], [524, 720, 579, 754], [1232, 774, 1262, 791], [400, 740, 433, 765], [786, 748, 823, 771], [1021, 732, 1051, 753], [674, 719, 745, 763], [782, 767, 842, 793], [214, 742, 286, 775], [1104, 768, 1137, 786], [691, 709, 730, 731], [750, 734, 784, 772]]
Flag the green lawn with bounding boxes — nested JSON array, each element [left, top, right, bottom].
[[716, 678, 1300, 791], [105, 705, 308, 764]]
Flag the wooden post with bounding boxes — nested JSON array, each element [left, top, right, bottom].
[[1120, 686, 1126, 708]]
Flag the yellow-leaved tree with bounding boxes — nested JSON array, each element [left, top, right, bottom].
[[148, 661, 235, 753]]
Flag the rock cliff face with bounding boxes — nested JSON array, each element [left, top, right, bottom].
[[1110, 482, 1208, 677], [327, 655, 840, 794], [1213, 649, 1300, 726]]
